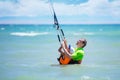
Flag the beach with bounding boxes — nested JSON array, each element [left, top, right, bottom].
[[0, 24, 120, 80]]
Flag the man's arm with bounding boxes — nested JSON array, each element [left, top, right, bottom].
[[63, 39, 68, 50], [62, 41, 72, 59], [58, 39, 72, 58], [58, 45, 64, 55]]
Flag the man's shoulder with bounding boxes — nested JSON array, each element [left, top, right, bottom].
[[77, 49, 84, 55]]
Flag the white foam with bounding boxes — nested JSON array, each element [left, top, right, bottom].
[[84, 32, 94, 35], [81, 75, 91, 80], [99, 28, 103, 31], [81, 75, 110, 80], [10, 32, 49, 37], [73, 32, 82, 36], [73, 32, 94, 36], [1, 27, 5, 30]]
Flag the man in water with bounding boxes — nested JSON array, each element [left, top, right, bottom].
[[58, 39, 87, 64]]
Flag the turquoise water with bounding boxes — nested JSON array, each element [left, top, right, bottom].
[[0, 24, 120, 80]]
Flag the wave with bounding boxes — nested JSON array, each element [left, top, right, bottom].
[[72, 32, 94, 36], [1, 27, 5, 30], [80, 75, 91, 80], [10, 32, 49, 37], [80, 75, 110, 80]]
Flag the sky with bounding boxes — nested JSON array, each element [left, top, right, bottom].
[[0, 0, 120, 24]]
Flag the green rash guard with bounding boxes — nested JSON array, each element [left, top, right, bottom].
[[71, 48, 84, 61]]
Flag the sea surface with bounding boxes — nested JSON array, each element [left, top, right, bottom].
[[0, 24, 120, 80]]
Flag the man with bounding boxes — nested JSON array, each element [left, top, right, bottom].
[[58, 39, 87, 64]]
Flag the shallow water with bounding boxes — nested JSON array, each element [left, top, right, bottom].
[[0, 24, 120, 80]]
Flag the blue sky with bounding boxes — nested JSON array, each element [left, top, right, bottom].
[[0, 0, 120, 24]]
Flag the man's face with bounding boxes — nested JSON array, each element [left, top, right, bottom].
[[76, 39, 84, 47]]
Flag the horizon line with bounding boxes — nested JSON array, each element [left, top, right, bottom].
[[0, 23, 120, 25]]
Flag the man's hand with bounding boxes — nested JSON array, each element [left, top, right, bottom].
[[63, 39, 67, 44]]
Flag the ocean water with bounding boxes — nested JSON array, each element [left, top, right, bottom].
[[0, 24, 120, 80]]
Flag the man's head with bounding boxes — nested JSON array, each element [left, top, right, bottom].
[[76, 39, 87, 48]]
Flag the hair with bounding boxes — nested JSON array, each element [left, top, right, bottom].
[[82, 39, 87, 48]]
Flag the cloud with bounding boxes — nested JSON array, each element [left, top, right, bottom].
[[53, 0, 120, 17], [0, 0, 120, 16], [53, 0, 120, 24], [0, 1, 16, 16], [0, 0, 50, 17], [110, 0, 120, 16], [0, 0, 120, 24], [17, 0, 50, 16]]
